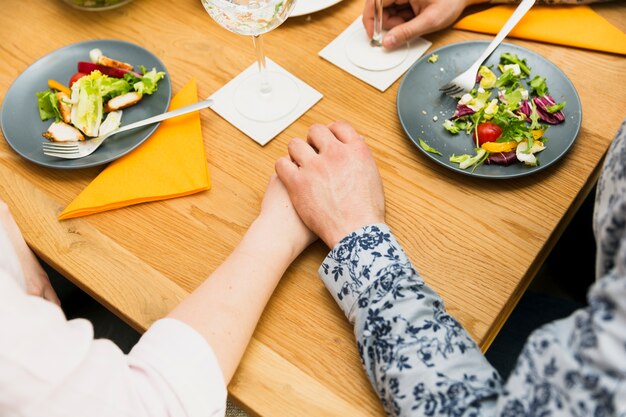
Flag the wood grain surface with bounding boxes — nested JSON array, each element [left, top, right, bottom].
[[1, 1, 624, 416]]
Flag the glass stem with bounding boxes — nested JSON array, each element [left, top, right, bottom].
[[253, 34, 272, 95], [371, 0, 383, 47]]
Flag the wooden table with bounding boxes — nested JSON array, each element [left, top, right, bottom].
[[1, 1, 624, 415]]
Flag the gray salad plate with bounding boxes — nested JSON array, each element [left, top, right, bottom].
[[0, 39, 171, 169], [397, 41, 582, 179]]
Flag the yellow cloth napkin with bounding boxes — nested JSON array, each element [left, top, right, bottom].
[[454, 5, 626, 55], [59, 79, 210, 220]]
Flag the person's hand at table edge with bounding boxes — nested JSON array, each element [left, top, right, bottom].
[[275, 121, 386, 249], [0, 202, 60, 306]]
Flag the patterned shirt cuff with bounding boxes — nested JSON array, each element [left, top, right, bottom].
[[318, 223, 414, 323]]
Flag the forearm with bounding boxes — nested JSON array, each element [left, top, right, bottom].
[[168, 216, 298, 383], [320, 225, 501, 416]]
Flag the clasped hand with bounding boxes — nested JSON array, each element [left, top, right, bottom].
[[275, 121, 386, 249]]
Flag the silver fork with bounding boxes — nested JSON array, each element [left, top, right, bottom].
[[42, 98, 213, 159], [439, 0, 535, 98]]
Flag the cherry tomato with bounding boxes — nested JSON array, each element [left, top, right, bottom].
[[69, 72, 87, 88], [474, 122, 503, 146]]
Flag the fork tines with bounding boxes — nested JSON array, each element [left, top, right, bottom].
[[42, 143, 80, 154], [439, 84, 465, 96]]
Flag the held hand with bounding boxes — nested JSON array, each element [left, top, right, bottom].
[[256, 175, 316, 257], [0, 203, 61, 306], [275, 121, 385, 249], [363, 0, 477, 49]]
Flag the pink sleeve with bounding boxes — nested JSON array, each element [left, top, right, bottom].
[[0, 265, 226, 417]]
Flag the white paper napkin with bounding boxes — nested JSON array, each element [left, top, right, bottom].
[[209, 59, 323, 146], [319, 17, 432, 92]]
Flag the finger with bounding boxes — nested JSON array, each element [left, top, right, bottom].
[[287, 137, 317, 167], [382, 6, 446, 49], [363, 0, 405, 38], [307, 124, 337, 153], [362, 0, 375, 37], [384, 15, 409, 30], [327, 121, 362, 144], [275, 155, 300, 187]]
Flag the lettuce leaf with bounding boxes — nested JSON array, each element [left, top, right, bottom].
[[125, 68, 165, 95], [100, 77, 132, 101], [546, 101, 566, 113], [36, 90, 61, 121], [500, 53, 531, 76], [70, 71, 104, 137], [419, 138, 442, 155], [450, 149, 486, 169], [443, 119, 465, 134], [529, 75, 548, 97]]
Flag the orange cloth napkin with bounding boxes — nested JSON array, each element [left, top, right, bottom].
[[59, 79, 210, 220], [453, 5, 626, 55]]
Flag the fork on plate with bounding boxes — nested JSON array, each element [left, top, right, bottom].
[[439, 0, 535, 98], [42, 98, 213, 159]]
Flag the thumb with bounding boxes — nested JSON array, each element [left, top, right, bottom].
[[275, 156, 299, 188], [382, 8, 442, 48]]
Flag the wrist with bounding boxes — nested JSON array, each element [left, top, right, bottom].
[[245, 215, 309, 265], [324, 217, 385, 249]]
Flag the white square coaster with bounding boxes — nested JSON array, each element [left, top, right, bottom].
[[319, 17, 432, 92], [209, 59, 323, 146]]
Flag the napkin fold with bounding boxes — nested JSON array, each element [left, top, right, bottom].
[[59, 79, 210, 220], [454, 5, 626, 55]]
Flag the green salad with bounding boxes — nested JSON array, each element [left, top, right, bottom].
[[439, 53, 567, 170]]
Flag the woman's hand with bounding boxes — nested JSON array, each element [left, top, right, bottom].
[[276, 121, 385, 249], [255, 175, 316, 259], [0, 202, 60, 305], [362, 0, 482, 49]]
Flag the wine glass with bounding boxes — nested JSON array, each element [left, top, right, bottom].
[[201, 0, 298, 122]]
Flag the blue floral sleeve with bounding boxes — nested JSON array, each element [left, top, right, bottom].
[[319, 225, 501, 416], [318, 122, 626, 417]]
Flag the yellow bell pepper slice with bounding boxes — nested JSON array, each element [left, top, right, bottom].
[[47, 79, 71, 96], [481, 141, 518, 153]]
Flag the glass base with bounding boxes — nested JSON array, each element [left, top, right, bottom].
[[234, 71, 300, 122], [345, 32, 408, 71]]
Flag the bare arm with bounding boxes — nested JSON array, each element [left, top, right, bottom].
[[167, 176, 315, 383]]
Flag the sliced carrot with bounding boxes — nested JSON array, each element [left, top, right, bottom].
[[47, 79, 71, 96]]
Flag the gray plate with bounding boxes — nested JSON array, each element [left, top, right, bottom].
[[0, 39, 171, 169], [397, 41, 581, 179]]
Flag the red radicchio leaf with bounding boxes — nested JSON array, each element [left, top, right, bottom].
[[533, 95, 565, 125], [485, 151, 518, 166], [450, 104, 475, 120], [518, 99, 531, 120]]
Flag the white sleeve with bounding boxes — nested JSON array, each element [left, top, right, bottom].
[[0, 264, 226, 417]]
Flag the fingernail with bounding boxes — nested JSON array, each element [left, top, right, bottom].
[[384, 33, 396, 48]]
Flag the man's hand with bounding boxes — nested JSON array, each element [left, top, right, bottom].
[[276, 121, 385, 249], [363, 0, 482, 49]]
